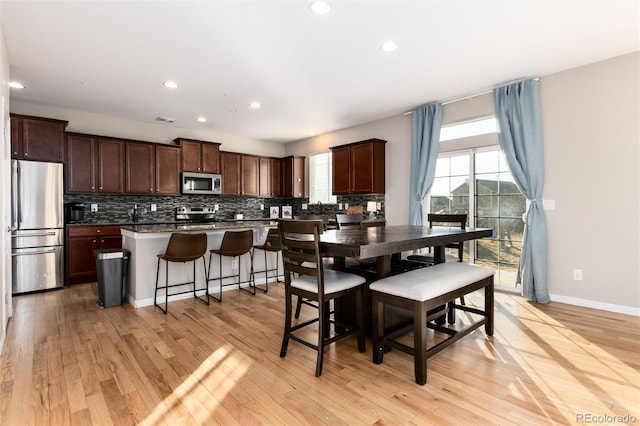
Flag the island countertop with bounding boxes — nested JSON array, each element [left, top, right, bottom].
[[120, 220, 277, 234]]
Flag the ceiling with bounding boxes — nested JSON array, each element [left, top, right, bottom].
[[2, 1, 638, 143]]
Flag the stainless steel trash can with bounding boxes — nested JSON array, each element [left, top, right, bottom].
[[94, 248, 130, 308]]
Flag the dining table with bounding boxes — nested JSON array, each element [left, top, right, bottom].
[[318, 225, 494, 334]]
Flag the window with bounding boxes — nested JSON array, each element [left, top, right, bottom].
[[309, 151, 337, 204], [427, 117, 526, 288], [440, 116, 498, 142]]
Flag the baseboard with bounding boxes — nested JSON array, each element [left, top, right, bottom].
[[549, 293, 639, 317], [126, 276, 280, 309]]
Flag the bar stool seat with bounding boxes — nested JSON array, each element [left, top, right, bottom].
[[207, 229, 256, 302], [154, 232, 209, 314], [252, 227, 282, 293]]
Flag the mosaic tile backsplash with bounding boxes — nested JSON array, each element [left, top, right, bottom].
[[64, 194, 385, 224]]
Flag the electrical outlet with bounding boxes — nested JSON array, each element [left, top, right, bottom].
[[344, 203, 349, 210], [301, 203, 308, 210], [376, 202, 382, 210], [214, 204, 219, 211], [573, 269, 583, 281], [150, 204, 157, 212], [91, 203, 98, 212], [338, 203, 343, 210], [260, 204, 264, 210], [231, 259, 239, 270]]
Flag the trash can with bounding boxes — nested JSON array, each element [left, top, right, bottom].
[[94, 248, 130, 308]]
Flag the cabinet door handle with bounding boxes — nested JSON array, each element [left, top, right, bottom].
[[96, 230, 101, 233], [92, 239, 96, 243], [91, 186, 95, 190], [99, 187, 103, 190]]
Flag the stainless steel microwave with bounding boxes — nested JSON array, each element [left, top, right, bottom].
[[181, 172, 222, 195]]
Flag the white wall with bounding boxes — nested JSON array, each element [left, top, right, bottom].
[[0, 2, 12, 353], [10, 101, 286, 158], [286, 52, 640, 314]]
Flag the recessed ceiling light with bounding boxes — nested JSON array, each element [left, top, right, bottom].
[[163, 81, 179, 89], [9, 81, 24, 89], [308, 131, 317, 136], [250, 102, 261, 109], [196, 117, 207, 123], [310, 1, 331, 15], [381, 41, 399, 52]]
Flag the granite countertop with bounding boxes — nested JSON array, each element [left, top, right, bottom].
[[67, 218, 275, 227], [120, 220, 278, 234]]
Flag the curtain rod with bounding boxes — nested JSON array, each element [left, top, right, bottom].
[[404, 77, 539, 114]]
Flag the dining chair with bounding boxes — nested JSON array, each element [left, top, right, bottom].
[[278, 219, 366, 377], [335, 213, 363, 229], [207, 229, 256, 302], [407, 214, 468, 264], [154, 232, 209, 314]]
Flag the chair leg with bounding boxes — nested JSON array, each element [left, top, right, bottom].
[[294, 295, 303, 319], [239, 254, 257, 296], [193, 257, 209, 305], [315, 298, 326, 377], [207, 253, 222, 303], [355, 287, 365, 353], [280, 290, 292, 358], [154, 258, 168, 314]]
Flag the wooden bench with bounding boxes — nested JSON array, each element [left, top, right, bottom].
[[370, 262, 495, 385]]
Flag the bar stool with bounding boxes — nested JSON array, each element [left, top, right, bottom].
[[207, 229, 256, 302], [154, 232, 209, 314], [252, 227, 282, 293]]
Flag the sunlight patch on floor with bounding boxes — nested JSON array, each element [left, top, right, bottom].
[[141, 344, 251, 425]]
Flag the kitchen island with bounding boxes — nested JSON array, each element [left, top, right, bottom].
[[121, 220, 278, 308]]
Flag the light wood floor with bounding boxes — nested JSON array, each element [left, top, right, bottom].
[[1, 282, 638, 425]]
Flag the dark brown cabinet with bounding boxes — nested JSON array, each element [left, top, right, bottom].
[[241, 155, 260, 196], [125, 142, 155, 194], [66, 134, 125, 194], [124, 142, 180, 195], [66, 226, 121, 284], [332, 139, 386, 195], [175, 138, 221, 173], [11, 114, 67, 162], [155, 145, 181, 194], [271, 158, 283, 197], [282, 156, 305, 198], [259, 157, 272, 197], [220, 151, 241, 195]]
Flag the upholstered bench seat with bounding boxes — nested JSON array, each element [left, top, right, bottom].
[[370, 262, 495, 301], [370, 262, 495, 385]]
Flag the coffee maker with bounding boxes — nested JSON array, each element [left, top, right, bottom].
[[64, 202, 85, 224]]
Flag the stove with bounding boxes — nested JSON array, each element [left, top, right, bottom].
[[175, 206, 221, 223]]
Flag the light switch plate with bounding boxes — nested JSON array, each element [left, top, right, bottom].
[[214, 204, 219, 211], [260, 204, 264, 210], [338, 203, 342, 210], [344, 203, 349, 210], [543, 199, 555, 210], [301, 203, 308, 210], [90, 203, 98, 212], [150, 204, 157, 212], [377, 202, 382, 210]]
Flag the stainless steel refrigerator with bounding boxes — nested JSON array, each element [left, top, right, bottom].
[[11, 160, 64, 294]]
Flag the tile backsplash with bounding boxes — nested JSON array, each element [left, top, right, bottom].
[[64, 194, 385, 224]]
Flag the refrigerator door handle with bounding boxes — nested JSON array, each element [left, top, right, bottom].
[[12, 249, 58, 256], [11, 160, 20, 229], [10, 231, 57, 238]]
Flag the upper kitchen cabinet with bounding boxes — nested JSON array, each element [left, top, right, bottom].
[[331, 138, 386, 195], [11, 114, 68, 162], [282, 156, 305, 198], [270, 158, 283, 197], [155, 145, 181, 194], [220, 151, 241, 195], [125, 142, 181, 195], [66, 134, 125, 194], [175, 138, 221, 173], [241, 154, 260, 196]]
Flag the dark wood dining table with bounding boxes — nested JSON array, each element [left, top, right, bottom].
[[318, 225, 494, 334]]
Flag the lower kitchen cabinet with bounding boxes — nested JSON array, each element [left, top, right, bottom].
[[66, 225, 122, 285]]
